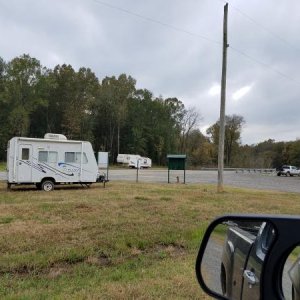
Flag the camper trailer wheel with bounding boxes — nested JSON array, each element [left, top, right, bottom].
[[41, 180, 54, 192]]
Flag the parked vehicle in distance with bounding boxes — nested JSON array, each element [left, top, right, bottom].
[[117, 154, 152, 168], [195, 215, 300, 300], [7, 133, 105, 191], [277, 165, 300, 176]]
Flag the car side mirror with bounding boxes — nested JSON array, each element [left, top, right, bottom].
[[195, 215, 300, 300]]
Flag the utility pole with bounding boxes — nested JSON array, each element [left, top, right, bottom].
[[218, 3, 228, 193]]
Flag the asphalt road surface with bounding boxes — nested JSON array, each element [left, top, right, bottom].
[[106, 169, 300, 193], [200, 235, 224, 295], [1, 169, 300, 193]]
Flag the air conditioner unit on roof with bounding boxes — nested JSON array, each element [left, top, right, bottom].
[[44, 133, 67, 140]]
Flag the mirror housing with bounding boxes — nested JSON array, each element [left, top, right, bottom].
[[195, 214, 300, 299]]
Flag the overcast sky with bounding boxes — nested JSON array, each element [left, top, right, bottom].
[[1, 0, 300, 145]]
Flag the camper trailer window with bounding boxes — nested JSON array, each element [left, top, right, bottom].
[[38, 151, 48, 162], [48, 151, 58, 163], [22, 148, 29, 160], [65, 152, 75, 163], [65, 152, 88, 164], [39, 151, 58, 163]]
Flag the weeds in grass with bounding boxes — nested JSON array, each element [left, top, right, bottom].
[[0, 216, 14, 224], [0, 181, 300, 298], [0, 162, 6, 171]]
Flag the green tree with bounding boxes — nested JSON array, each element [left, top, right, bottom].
[[45, 64, 99, 140], [0, 57, 8, 160], [3, 54, 47, 137], [186, 129, 214, 166], [286, 140, 300, 166], [92, 74, 136, 158], [122, 90, 180, 165], [207, 114, 245, 166]]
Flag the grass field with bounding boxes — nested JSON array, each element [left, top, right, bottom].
[[0, 162, 6, 171], [1, 181, 300, 299]]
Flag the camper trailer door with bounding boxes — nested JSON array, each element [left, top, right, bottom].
[[18, 144, 32, 182]]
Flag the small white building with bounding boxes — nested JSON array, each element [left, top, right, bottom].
[[7, 133, 103, 191]]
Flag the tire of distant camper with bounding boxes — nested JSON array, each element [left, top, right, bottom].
[[41, 180, 54, 191], [277, 172, 281, 176]]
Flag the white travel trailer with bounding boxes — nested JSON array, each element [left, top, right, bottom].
[[116, 154, 138, 164], [142, 157, 152, 168], [7, 133, 103, 191], [128, 156, 152, 169], [117, 154, 152, 168]]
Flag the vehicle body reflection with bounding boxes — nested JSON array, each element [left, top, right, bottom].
[[200, 220, 275, 299], [196, 215, 300, 299], [283, 246, 300, 300]]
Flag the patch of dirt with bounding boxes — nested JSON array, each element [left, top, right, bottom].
[[13, 264, 35, 275], [130, 247, 143, 256], [154, 243, 186, 257], [85, 253, 111, 266], [47, 265, 70, 279], [74, 203, 93, 211]]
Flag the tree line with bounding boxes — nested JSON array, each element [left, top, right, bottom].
[[0, 54, 202, 165], [0, 54, 299, 168]]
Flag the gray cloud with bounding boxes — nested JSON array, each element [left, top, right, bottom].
[[1, 0, 299, 144]]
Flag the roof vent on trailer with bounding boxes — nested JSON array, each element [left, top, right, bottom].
[[44, 133, 67, 140]]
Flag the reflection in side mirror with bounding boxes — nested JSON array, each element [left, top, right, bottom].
[[196, 218, 276, 300], [283, 246, 300, 300]]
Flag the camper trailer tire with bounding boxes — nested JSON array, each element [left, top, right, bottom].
[[41, 179, 54, 192]]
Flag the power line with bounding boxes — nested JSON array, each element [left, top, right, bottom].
[[216, 0, 300, 52], [92, 0, 221, 46], [230, 46, 300, 86], [91, 0, 300, 86], [232, 6, 300, 52]]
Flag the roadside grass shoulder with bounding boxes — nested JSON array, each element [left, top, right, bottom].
[[0, 182, 299, 298]]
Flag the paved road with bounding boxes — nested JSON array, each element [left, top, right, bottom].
[[200, 236, 224, 295], [105, 169, 300, 193], [1, 169, 300, 193]]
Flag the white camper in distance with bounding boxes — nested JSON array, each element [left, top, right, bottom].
[[117, 154, 152, 169], [7, 133, 103, 191], [117, 154, 137, 165]]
